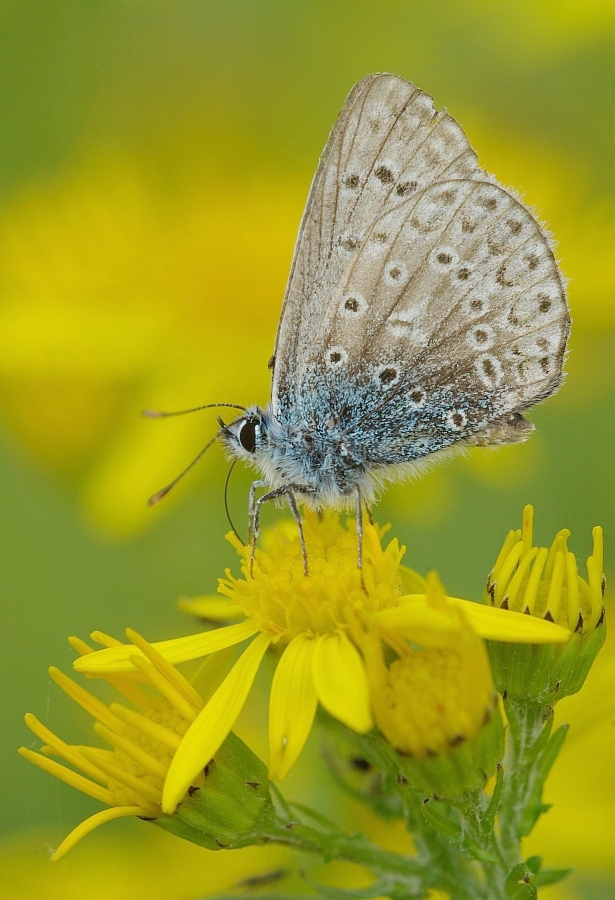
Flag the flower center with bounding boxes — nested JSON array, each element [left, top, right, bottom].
[[219, 512, 405, 643]]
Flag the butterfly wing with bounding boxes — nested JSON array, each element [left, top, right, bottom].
[[272, 73, 569, 464], [272, 73, 490, 417]]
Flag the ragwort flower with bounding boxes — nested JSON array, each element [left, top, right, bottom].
[[20, 630, 273, 860], [485, 505, 606, 701], [74, 511, 569, 814]]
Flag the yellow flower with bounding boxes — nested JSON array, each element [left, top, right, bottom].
[[367, 573, 495, 759], [485, 505, 606, 701], [19, 629, 272, 860], [487, 505, 604, 632], [74, 511, 569, 815]]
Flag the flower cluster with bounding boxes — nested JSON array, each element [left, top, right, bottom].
[[20, 503, 604, 889]]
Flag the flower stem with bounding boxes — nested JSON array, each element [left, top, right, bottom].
[[499, 698, 553, 864], [254, 810, 431, 898]]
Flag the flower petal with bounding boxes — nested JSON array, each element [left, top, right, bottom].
[[268, 635, 318, 782], [376, 602, 461, 648], [51, 806, 146, 862], [74, 620, 259, 674], [177, 595, 245, 622], [162, 632, 270, 813], [448, 596, 570, 643], [312, 632, 373, 734]]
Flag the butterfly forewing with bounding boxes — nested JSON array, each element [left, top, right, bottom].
[[273, 74, 491, 414]]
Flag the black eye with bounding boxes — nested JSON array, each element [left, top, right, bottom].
[[238, 420, 257, 453]]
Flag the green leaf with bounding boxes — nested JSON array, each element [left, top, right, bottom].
[[302, 876, 400, 899], [481, 763, 504, 834], [534, 867, 573, 887], [420, 798, 463, 841], [536, 725, 568, 779], [464, 842, 499, 864], [524, 855, 542, 875]]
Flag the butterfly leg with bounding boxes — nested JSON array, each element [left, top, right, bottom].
[[250, 483, 315, 577], [248, 480, 269, 542], [285, 488, 309, 576]]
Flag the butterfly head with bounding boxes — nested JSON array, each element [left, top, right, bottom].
[[219, 406, 269, 460]]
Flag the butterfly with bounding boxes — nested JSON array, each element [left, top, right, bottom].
[[151, 74, 570, 576]]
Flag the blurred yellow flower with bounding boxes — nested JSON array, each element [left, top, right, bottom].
[[0, 158, 304, 534], [0, 829, 286, 900], [73, 512, 568, 814]]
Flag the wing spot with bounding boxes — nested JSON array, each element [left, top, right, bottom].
[[378, 366, 399, 385], [540, 357, 550, 373], [536, 337, 549, 351], [343, 173, 360, 190], [339, 234, 359, 252], [507, 218, 523, 234], [526, 254, 540, 271], [496, 264, 515, 287], [340, 292, 367, 317], [468, 323, 495, 350], [476, 354, 503, 388], [409, 390, 425, 407], [374, 165, 395, 184], [326, 347, 348, 369], [372, 231, 389, 244], [458, 267, 471, 281], [487, 238, 505, 256], [537, 294, 552, 313], [436, 189, 456, 206], [461, 218, 477, 234], [471, 298, 483, 311], [446, 409, 467, 430], [430, 246, 459, 269], [396, 180, 417, 197], [476, 195, 497, 211], [384, 261, 408, 287]]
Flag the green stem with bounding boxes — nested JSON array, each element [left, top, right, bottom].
[[499, 698, 549, 865], [255, 814, 431, 898]]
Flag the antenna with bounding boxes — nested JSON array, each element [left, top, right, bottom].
[[142, 402, 247, 419], [147, 433, 220, 506]]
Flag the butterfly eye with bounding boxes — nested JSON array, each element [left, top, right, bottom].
[[238, 420, 258, 453]]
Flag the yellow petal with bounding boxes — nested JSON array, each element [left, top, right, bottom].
[[177, 595, 245, 622], [50, 806, 146, 861], [268, 635, 318, 782], [376, 602, 461, 648], [312, 632, 373, 734], [73, 620, 259, 674], [447, 597, 570, 643], [162, 633, 270, 814]]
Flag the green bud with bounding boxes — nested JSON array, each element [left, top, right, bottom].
[[395, 700, 505, 798], [156, 732, 275, 849]]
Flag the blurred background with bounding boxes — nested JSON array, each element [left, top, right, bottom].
[[0, 2, 613, 897]]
